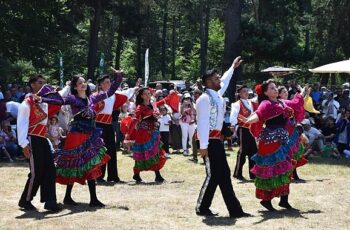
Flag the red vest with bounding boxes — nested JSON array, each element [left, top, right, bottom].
[[238, 100, 258, 128], [26, 97, 48, 138]]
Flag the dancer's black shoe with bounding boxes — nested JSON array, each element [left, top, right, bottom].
[[260, 200, 276, 211], [133, 174, 142, 183], [63, 197, 78, 206], [18, 200, 37, 211], [89, 199, 105, 207]]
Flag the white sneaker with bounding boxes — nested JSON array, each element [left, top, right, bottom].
[[165, 153, 171, 159], [183, 150, 189, 156]]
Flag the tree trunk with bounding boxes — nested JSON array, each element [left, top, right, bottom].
[[222, 0, 242, 102], [106, 15, 116, 67], [161, 0, 169, 79], [87, 0, 102, 81], [115, 17, 123, 69], [136, 34, 142, 78], [200, 0, 210, 75], [171, 15, 176, 79]]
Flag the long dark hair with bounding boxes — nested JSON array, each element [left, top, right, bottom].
[[136, 87, 149, 106], [70, 74, 91, 96], [257, 79, 276, 104]]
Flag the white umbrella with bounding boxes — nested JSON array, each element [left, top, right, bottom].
[[309, 59, 350, 73], [261, 66, 299, 77]]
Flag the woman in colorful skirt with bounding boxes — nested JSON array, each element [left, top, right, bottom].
[[36, 72, 122, 207], [124, 88, 178, 183], [246, 79, 305, 211], [278, 86, 308, 180]]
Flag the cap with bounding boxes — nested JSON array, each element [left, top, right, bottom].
[[301, 119, 311, 126], [184, 93, 191, 98]]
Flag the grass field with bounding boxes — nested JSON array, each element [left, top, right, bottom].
[[0, 149, 350, 230]]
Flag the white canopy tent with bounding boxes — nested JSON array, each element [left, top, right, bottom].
[[261, 66, 299, 77], [309, 59, 350, 74]]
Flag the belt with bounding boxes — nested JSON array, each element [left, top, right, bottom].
[[96, 113, 113, 124], [28, 124, 47, 138], [195, 129, 221, 141]]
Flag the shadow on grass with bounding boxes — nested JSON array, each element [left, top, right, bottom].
[[307, 156, 350, 167], [127, 180, 185, 186], [202, 216, 237, 226], [254, 209, 322, 225], [15, 203, 129, 220], [0, 161, 28, 168]]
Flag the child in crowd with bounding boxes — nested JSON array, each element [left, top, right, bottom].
[[48, 116, 66, 150], [158, 106, 171, 158]]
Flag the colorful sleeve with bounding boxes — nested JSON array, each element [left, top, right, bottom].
[[283, 93, 305, 122]]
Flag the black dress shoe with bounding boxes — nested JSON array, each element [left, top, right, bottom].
[[260, 200, 276, 211], [155, 176, 165, 183], [107, 177, 121, 183], [89, 199, 105, 207], [133, 174, 142, 183], [44, 201, 61, 212], [196, 209, 219, 216], [278, 201, 294, 209], [18, 200, 37, 211], [96, 178, 106, 183], [230, 211, 252, 218], [63, 197, 78, 206]]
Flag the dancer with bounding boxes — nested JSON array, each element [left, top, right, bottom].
[[196, 57, 250, 218], [278, 86, 308, 180], [124, 88, 178, 183], [230, 85, 258, 180], [94, 74, 136, 183], [17, 75, 60, 211], [35, 71, 123, 207], [246, 79, 305, 211]]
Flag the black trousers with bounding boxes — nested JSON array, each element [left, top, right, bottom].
[[196, 139, 243, 215], [20, 136, 56, 203], [160, 131, 170, 153], [97, 122, 118, 181], [234, 127, 257, 179]]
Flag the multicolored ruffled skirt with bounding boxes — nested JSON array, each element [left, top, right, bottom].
[[131, 130, 166, 174], [55, 128, 110, 185], [250, 127, 301, 200]]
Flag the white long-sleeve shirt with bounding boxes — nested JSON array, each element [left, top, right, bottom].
[[230, 99, 254, 126], [17, 96, 49, 148], [196, 66, 235, 149], [98, 87, 136, 115]]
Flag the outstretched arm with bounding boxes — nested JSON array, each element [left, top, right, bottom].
[[218, 56, 243, 96]]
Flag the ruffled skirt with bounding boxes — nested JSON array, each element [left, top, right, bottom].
[[251, 128, 300, 200], [55, 128, 110, 185], [131, 130, 166, 174]]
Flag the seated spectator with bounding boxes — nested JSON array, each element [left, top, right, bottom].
[[334, 109, 350, 155], [321, 92, 340, 120], [301, 119, 324, 155], [321, 117, 340, 158], [0, 120, 20, 159], [0, 122, 14, 162]]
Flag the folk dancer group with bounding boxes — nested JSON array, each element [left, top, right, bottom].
[[17, 58, 307, 217]]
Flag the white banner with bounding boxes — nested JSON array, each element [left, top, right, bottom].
[[145, 48, 149, 86]]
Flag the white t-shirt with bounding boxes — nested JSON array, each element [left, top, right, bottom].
[[6, 101, 20, 118], [304, 127, 321, 143], [158, 115, 171, 132]]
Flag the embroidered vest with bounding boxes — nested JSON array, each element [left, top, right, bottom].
[[27, 96, 47, 127], [205, 90, 219, 130]]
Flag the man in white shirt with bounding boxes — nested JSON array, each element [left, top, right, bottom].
[[230, 85, 258, 180], [195, 56, 250, 218], [17, 75, 59, 212], [321, 93, 340, 119]]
